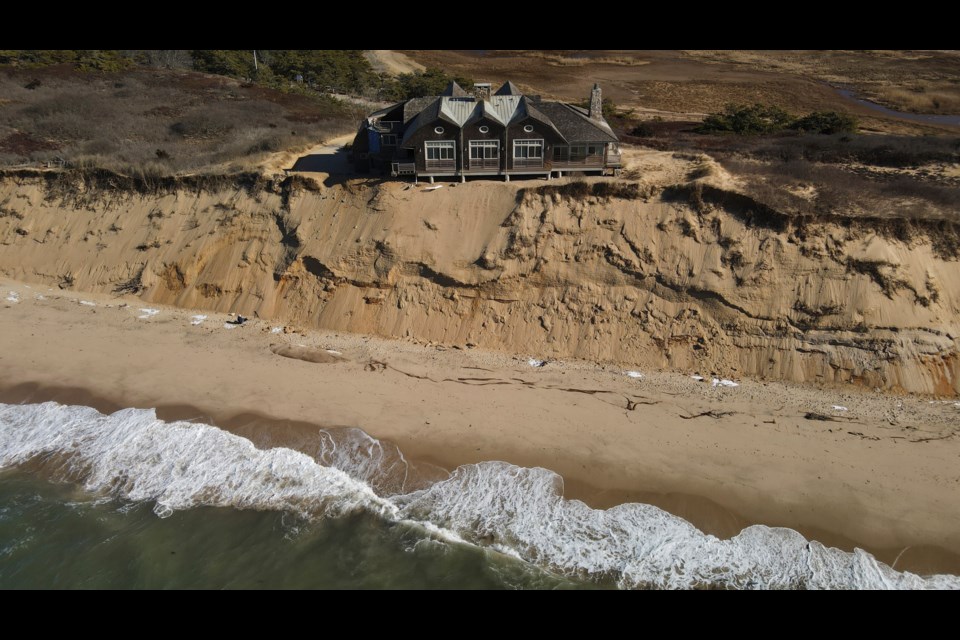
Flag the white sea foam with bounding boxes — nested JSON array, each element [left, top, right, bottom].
[[395, 462, 959, 590], [0, 402, 394, 521], [0, 401, 957, 590]]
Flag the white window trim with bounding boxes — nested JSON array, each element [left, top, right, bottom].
[[513, 139, 544, 158], [425, 140, 456, 161], [469, 139, 499, 159]]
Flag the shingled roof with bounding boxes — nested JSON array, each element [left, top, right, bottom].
[[382, 81, 619, 147], [403, 96, 435, 123], [533, 101, 618, 143], [441, 81, 470, 97], [495, 81, 522, 96]]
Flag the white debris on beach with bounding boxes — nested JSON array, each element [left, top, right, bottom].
[[691, 375, 704, 381], [325, 349, 342, 356], [423, 185, 444, 191], [625, 371, 644, 379], [270, 326, 283, 334], [712, 378, 740, 388], [832, 405, 849, 412], [527, 358, 546, 368], [79, 300, 96, 307], [137, 308, 160, 319], [223, 323, 237, 330], [190, 315, 207, 326], [5, 291, 19, 303]]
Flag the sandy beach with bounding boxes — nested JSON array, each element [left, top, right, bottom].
[[1, 275, 959, 575]]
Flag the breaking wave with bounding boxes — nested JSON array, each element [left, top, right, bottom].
[[1, 401, 956, 590]]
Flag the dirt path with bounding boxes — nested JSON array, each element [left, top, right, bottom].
[[364, 50, 425, 76], [261, 133, 355, 177]]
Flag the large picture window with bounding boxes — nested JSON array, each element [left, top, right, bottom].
[[513, 139, 543, 159], [470, 140, 499, 160], [426, 140, 455, 160]]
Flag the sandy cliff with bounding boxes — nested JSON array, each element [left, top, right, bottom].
[[1, 156, 958, 394]]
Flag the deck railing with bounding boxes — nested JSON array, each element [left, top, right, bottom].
[[372, 120, 401, 133], [392, 162, 416, 176], [512, 158, 544, 169], [468, 158, 501, 171], [425, 159, 456, 171], [553, 156, 604, 168]]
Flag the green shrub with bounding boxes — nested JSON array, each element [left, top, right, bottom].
[[385, 68, 474, 100], [791, 111, 858, 134], [697, 103, 795, 134]]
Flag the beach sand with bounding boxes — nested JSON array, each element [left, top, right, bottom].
[[1, 275, 959, 575]]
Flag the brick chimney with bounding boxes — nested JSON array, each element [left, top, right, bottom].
[[589, 83, 602, 120], [474, 83, 492, 100]]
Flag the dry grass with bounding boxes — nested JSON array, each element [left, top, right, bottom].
[[683, 50, 960, 115], [718, 157, 960, 224], [870, 83, 960, 115], [0, 66, 358, 174], [496, 51, 651, 67]]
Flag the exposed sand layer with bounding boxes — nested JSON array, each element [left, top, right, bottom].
[[0, 157, 957, 395], [1, 278, 959, 576], [363, 50, 426, 76]]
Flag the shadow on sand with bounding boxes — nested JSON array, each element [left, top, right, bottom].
[[290, 146, 353, 187]]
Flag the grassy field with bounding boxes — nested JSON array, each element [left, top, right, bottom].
[[683, 50, 960, 115], [405, 50, 960, 134], [0, 65, 361, 174]]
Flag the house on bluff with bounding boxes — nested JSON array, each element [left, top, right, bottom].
[[351, 81, 621, 182]]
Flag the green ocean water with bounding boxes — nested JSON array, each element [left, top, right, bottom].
[[2, 401, 957, 590], [0, 470, 586, 589]]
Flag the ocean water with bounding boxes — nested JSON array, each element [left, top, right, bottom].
[[1, 401, 957, 590]]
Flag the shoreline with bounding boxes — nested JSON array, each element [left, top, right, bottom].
[[2, 277, 960, 576]]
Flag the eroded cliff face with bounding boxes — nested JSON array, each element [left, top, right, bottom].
[[1, 163, 958, 394]]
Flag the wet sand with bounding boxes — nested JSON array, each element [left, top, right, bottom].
[[1, 276, 959, 576]]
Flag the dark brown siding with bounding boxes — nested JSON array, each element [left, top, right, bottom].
[[402, 117, 461, 173], [461, 117, 506, 172], [506, 116, 564, 172]]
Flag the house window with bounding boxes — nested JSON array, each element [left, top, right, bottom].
[[513, 139, 543, 159], [434, 126, 445, 134], [381, 134, 397, 147], [523, 124, 534, 133], [478, 125, 489, 134], [425, 140, 455, 161], [569, 144, 587, 162], [469, 140, 499, 160]]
